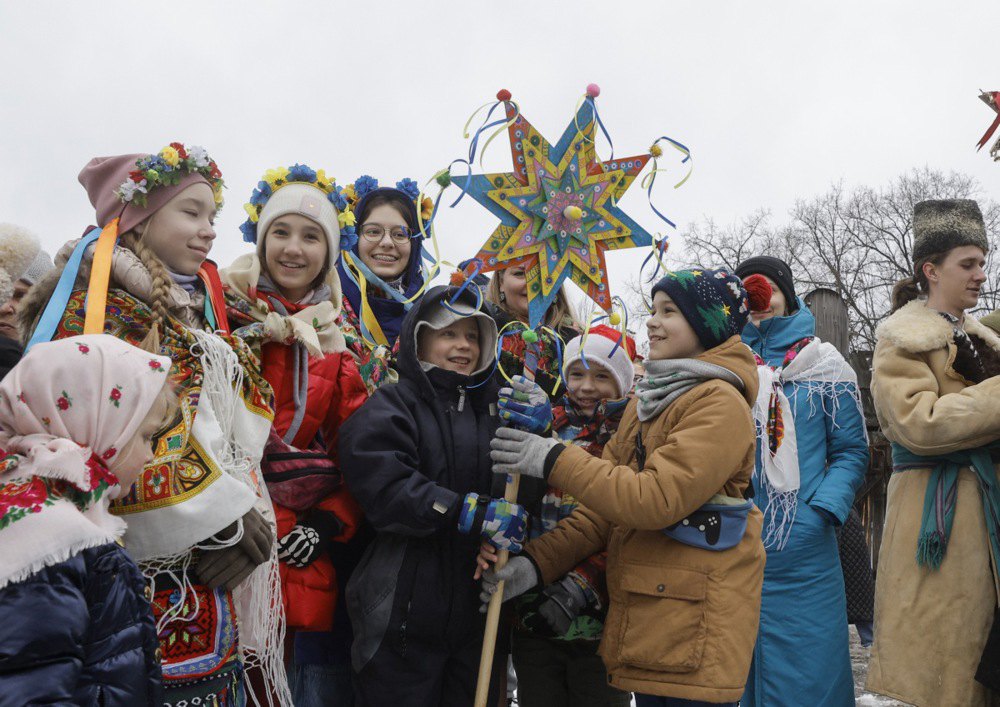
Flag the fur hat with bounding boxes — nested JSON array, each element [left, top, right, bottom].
[[0, 224, 41, 303], [562, 325, 636, 397], [912, 199, 988, 262]]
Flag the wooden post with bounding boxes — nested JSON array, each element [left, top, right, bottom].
[[474, 332, 540, 707]]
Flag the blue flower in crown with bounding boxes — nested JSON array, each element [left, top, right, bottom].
[[340, 230, 359, 253], [354, 175, 379, 198], [329, 184, 348, 212], [248, 181, 272, 206], [395, 178, 420, 201], [288, 163, 317, 183]]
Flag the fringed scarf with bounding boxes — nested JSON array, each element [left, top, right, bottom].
[[752, 336, 866, 550]]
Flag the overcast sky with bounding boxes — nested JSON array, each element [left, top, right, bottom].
[[2, 0, 998, 324]]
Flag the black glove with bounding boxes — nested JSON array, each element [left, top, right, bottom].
[[536, 577, 588, 636], [277, 509, 344, 569]]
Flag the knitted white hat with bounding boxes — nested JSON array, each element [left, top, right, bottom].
[[20, 249, 53, 286], [0, 224, 41, 302], [256, 183, 341, 270], [562, 326, 636, 398]]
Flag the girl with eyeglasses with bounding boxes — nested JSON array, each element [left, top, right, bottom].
[[336, 181, 429, 392]]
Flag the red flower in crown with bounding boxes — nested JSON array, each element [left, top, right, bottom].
[[77, 343, 90, 355], [209, 161, 222, 179], [129, 170, 145, 184], [169, 142, 188, 159]]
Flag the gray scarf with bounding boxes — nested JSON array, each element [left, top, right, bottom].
[[636, 358, 744, 422]]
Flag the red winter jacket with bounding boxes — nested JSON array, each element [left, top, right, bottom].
[[227, 287, 369, 632], [260, 338, 367, 631]]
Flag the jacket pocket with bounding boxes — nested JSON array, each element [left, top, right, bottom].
[[617, 565, 707, 673]]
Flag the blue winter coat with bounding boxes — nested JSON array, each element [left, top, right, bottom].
[[0, 542, 162, 707], [740, 301, 869, 707]]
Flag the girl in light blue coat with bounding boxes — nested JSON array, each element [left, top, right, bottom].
[[736, 257, 869, 707]]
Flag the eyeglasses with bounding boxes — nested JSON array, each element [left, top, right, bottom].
[[360, 224, 413, 244]]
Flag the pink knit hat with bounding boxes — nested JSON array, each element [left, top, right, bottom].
[[78, 154, 212, 234]]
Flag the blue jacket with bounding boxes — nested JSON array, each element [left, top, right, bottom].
[[741, 301, 868, 707], [0, 543, 162, 707]]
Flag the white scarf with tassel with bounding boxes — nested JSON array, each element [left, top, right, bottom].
[[753, 337, 865, 550]]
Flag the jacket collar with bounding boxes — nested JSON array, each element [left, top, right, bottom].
[[877, 299, 1000, 354]]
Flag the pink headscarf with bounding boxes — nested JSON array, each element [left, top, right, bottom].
[[78, 153, 211, 234], [0, 335, 171, 588]]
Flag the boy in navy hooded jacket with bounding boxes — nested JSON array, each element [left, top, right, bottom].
[[340, 285, 527, 707]]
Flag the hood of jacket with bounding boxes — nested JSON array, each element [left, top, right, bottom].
[[397, 285, 499, 402], [741, 296, 815, 363]]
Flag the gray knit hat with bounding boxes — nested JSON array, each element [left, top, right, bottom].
[[912, 199, 988, 262], [20, 249, 53, 286]]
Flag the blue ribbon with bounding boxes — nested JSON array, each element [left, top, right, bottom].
[[25, 228, 103, 352], [589, 97, 615, 161]]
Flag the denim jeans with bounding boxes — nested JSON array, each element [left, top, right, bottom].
[[288, 661, 354, 707]]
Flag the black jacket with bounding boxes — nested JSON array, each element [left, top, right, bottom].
[[0, 335, 21, 381], [341, 286, 504, 671], [0, 543, 162, 706]]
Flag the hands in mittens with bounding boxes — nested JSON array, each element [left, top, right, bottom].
[[278, 509, 345, 568], [457, 493, 528, 553], [478, 555, 540, 611], [490, 426, 561, 480], [498, 375, 552, 434]]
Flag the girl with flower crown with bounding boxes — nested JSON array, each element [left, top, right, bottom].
[[223, 164, 368, 706], [20, 145, 287, 707], [334, 177, 431, 392]]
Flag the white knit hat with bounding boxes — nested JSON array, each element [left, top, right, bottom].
[[0, 224, 41, 303], [562, 326, 636, 398], [256, 183, 341, 270], [20, 249, 53, 286]]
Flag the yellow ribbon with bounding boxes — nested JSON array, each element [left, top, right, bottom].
[[83, 218, 120, 334]]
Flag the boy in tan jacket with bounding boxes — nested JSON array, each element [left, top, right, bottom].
[[485, 268, 768, 707]]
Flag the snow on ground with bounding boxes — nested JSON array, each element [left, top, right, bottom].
[[851, 629, 912, 706]]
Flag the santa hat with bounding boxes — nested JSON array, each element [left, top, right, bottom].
[[562, 325, 636, 398]]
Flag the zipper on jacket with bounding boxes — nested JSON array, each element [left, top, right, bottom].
[[457, 387, 466, 412]]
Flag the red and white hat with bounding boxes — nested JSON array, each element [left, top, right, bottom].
[[562, 325, 637, 398]]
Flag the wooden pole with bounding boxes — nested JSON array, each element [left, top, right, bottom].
[[474, 332, 540, 707]]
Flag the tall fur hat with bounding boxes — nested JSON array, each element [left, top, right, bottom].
[[912, 199, 988, 261], [0, 224, 41, 303]]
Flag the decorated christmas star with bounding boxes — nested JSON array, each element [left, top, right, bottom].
[[452, 86, 656, 327]]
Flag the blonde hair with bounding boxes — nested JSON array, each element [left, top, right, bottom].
[[117, 228, 173, 346], [487, 268, 577, 330]]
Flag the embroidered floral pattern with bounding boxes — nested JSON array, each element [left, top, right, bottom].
[[77, 343, 90, 355], [56, 391, 72, 411], [149, 359, 164, 373], [109, 385, 123, 408], [0, 454, 117, 531]]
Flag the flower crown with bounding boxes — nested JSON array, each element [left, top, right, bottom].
[[115, 143, 224, 209], [240, 163, 348, 245], [337, 175, 435, 251]]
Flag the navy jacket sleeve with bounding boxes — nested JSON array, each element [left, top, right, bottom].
[[339, 387, 461, 536], [809, 381, 870, 524], [0, 556, 89, 707]]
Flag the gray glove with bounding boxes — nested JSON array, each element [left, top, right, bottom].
[[479, 555, 540, 611], [490, 426, 561, 480]]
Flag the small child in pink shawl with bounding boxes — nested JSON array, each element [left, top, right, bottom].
[[0, 334, 176, 706]]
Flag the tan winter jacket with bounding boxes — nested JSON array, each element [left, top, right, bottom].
[[867, 299, 1000, 707], [524, 336, 765, 703]]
